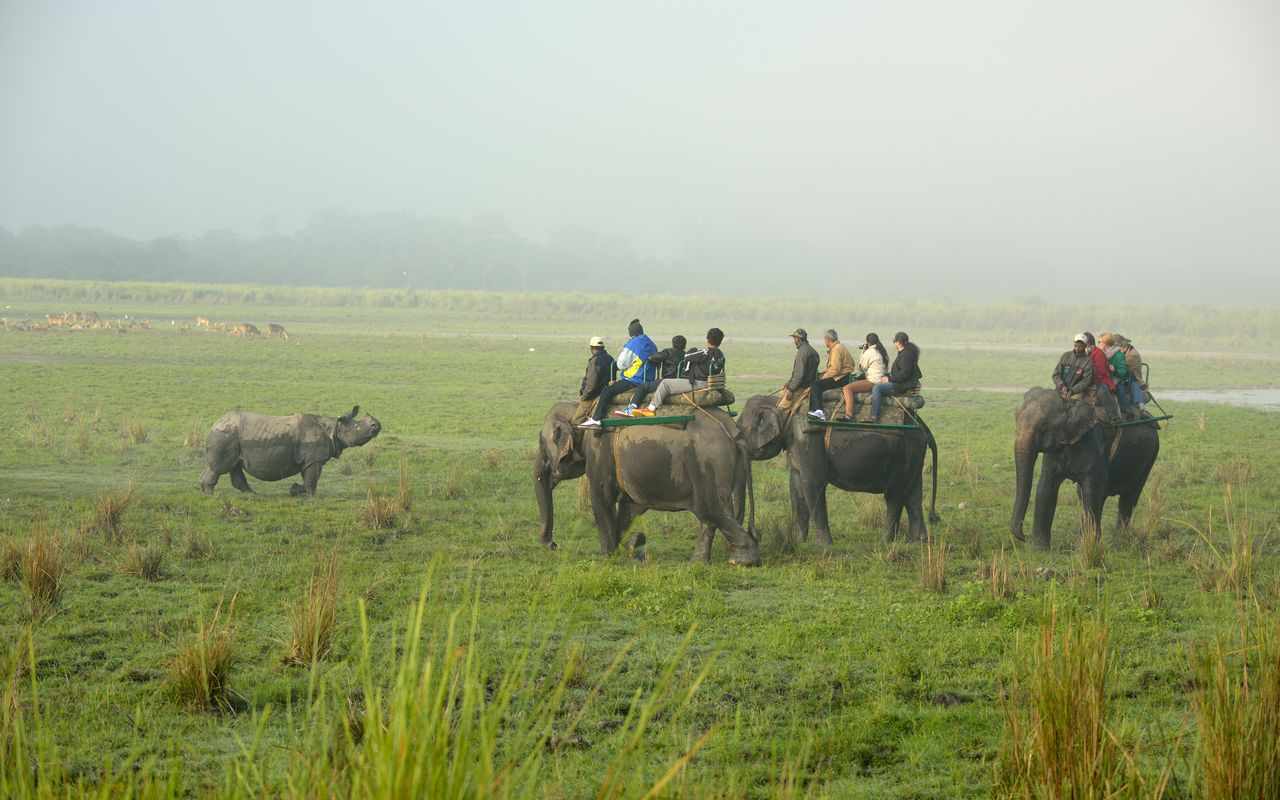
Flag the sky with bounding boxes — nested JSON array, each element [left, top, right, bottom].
[[2, 1, 1278, 301]]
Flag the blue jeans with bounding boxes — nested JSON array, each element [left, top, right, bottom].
[[593, 380, 642, 420], [630, 378, 662, 407], [870, 382, 905, 418]]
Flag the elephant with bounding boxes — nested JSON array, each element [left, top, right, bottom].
[[533, 402, 589, 549], [582, 407, 758, 564], [1011, 387, 1160, 548], [737, 394, 939, 544], [199, 405, 381, 497]]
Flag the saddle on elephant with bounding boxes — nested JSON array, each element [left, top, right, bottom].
[[571, 386, 736, 426], [782, 385, 924, 428]]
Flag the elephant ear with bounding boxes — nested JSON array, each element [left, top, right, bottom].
[[553, 420, 576, 463], [751, 404, 783, 452], [1061, 401, 1099, 446]]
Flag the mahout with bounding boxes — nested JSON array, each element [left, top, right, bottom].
[[737, 394, 938, 545], [200, 405, 381, 497], [1011, 387, 1159, 548], [534, 403, 759, 564]]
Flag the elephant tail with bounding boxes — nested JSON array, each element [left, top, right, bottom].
[[921, 416, 940, 524]]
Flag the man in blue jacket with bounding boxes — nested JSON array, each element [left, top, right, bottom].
[[581, 319, 657, 428]]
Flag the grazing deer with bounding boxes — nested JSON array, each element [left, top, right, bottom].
[[266, 323, 289, 341], [47, 312, 67, 327], [232, 323, 262, 337], [195, 316, 212, 327]]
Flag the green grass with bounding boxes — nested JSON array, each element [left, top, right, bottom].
[[2, 283, 1280, 796]]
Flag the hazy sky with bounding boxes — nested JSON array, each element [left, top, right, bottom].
[[2, 1, 1278, 297]]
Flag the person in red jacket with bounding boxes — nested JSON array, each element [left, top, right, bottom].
[[1083, 332, 1120, 422]]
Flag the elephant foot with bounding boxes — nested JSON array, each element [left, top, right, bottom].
[[1010, 530, 1026, 543], [289, 483, 306, 496], [626, 532, 647, 562], [1030, 538, 1051, 551], [814, 531, 834, 547], [541, 538, 559, 551]]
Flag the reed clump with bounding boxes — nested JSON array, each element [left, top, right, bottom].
[[921, 537, 948, 594], [123, 541, 165, 581], [287, 551, 340, 666], [362, 486, 399, 531], [90, 485, 135, 542], [169, 594, 237, 712], [23, 530, 66, 620]]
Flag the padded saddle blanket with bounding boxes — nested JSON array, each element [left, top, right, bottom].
[[783, 386, 925, 427], [606, 387, 736, 408]]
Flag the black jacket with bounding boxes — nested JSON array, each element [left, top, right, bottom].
[[682, 347, 725, 382], [580, 349, 615, 400], [888, 343, 922, 389], [1052, 350, 1094, 395], [647, 347, 686, 380], [786, 341, 820, 391]]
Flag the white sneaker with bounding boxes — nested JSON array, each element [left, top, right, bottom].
[[579, 418, 601, 429], [808, 409, 825, 419]]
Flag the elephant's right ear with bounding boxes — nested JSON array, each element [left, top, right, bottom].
[[553, 420, 576, 463], [751, 406, 783, 452], [1062, 401, 1098, 446]]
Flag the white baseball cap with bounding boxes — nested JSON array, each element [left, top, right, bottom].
[[589, 336, 605, 347], [1073, 333, 1088, 344]]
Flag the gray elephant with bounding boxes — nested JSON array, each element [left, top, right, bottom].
[[577, 408, 759, 565], [200, 405, 381, 497], [533, 402, 589, 549], [738, 394, 938, 544], [1011, 387, 1159, 548]]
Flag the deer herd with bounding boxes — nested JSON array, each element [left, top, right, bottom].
[[1, 311, 289, 340]]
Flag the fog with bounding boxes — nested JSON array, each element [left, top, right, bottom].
[[2, 1, 1278, 303]]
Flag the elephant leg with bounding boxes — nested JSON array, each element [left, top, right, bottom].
[[1115, 454, 1156, 534], [810, 487, 833, 547], [882, 493, 903, 542], [716, 513, 761, 566], [692, 522, 715, 563], [229, 466, 253, 493], [1031, 473, 1064, 550], [588, 478, 622, 556], [1076, 482, 1106, 541], [615, 495, 646, 544], [788, 469, 812, 542]]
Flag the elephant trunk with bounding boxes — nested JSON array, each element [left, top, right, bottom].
[[534, 451, 558, 549], [1011, 433, 1039, 542]]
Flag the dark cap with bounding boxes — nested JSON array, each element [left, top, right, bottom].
[[790, 328, 807, 339]]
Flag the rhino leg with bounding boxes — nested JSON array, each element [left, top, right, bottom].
[[300, 462, 323, 498], [229, 465, 253, 493]]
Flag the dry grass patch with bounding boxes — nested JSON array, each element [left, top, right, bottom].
[[287, 551, 340, 666], [184, 420, 202, 449], [72, 420, 92, 455], [1076, 517, 1107, 571], [123, 541, 165, 580], [23, 530, 66, 620], [120, 418, 148, 445], [89, 485, 135, 542], [1182, 486, 1256, 598], [1, 538, 23, 582], [395, 453, 413, 513], [483, 449, 504, 470], [432, 465, 466, 500], [170, 594, 237, 712], [183, 529, 213, 560], [870, 539, 914, 567], [920, 537, 948, 594], [982, 548, 1019, 600], [362, 485, 399, 531]]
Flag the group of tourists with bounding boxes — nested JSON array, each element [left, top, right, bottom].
[[577, 319, 725, 429], [1052, 331, 1147, 421], [782, 328, 922, 423]]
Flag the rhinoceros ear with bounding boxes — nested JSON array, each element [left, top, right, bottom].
[[341, 405, 359, 421]]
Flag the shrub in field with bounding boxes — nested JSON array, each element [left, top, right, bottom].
[[0, 538, 20, 582], [182, 529, 213, 560], [1182, 486, 1255, 598], [920, 537, 948, 593], [997, 605, 1167, 799], [169, 595, 237, 712], [123, 541, 164, 580], [431, 465, 466, 500], [286, 551, 340, 666], [1196, 609, 1280, 798], [362, 486, 399, 530], [89, 485, 135, 541], [23, 530, 66, 619]]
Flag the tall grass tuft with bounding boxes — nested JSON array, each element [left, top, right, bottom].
[[169, 594, 237, 712], [120, 417, 148, 445], [72, 419, 92, 455], [985, 547, 1018, 600], [432, 465, 465, 500], [23, 530, 66, 619], [1077, 516, 1107, 571], [1181, 486, 1254, 598], [1196, 607, 1280, 798], [184, 420, 202, 450], [90, 485, 135, 542], [182, 529, 213, 560], [920, 537, 948, 593], [997, 604, 1166, 799], [0, 538, 21, 582], [362, 485, 399, 530], [395, 452, 413, 513], [287, 550, 340, 666], [123, 541, 165, 580]]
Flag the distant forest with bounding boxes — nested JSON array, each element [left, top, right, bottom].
[[0, 211, 673, 292]]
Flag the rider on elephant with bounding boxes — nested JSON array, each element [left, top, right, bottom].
[[576, 336, 615, 425], [583, 319, 657, 428], [807, 329, 856, 420], [634, 327, 726, 416], [779, 328, 820, 411], [1052, 333, 1095, 401], [868, 332, 922, 423], [1114, 334, 1147, 412], [1084, 332, 1121, 422], [625, 334, 687, 412]]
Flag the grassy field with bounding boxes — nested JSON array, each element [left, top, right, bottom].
[[2, 286, 1279, 797]]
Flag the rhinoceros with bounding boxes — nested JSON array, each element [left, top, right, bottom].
[[199, 405, 381, 497]]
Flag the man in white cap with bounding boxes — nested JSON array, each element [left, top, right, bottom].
[[578, 336, 615, 428], [1052, 333, 1096, 400]]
